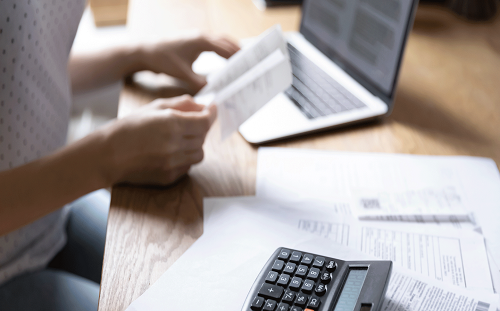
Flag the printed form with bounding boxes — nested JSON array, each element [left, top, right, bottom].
[[256, 148, 481, 222], [255, 147, 500, 304], [208, 196, 493, 293]]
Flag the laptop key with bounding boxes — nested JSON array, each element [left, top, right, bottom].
[[285, 87, 321, 119], [288, 43, 366, 118]]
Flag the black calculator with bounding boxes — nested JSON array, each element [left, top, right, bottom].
[[242, 248, 392, 311]]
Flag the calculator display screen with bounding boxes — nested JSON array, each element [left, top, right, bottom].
[[333, 268, 368, 311]]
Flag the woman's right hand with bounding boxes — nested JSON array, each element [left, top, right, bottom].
[[97, 95, 217, 186]]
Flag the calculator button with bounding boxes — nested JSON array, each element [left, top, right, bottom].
[[289, 277, 303, 291], [296, 265, 308, 277], [307, 296, 321, 309], [278, 249, 291, 260], [320, 272, 331, 284], [315, 283, 327, 296], [301, 279, 315, 293], [258, 283, 284, 300], [306, 268, 320, 280], [294, 293, 309, 307], [290, 307, 302, 311], [272, 260, 285, 272], [312, 257, 325, 268], [277, 302, 290, 311], [326, 260, 337, 272], [251, 296, 265, 310], [290, 251, 302, 263], [263, 299, 277, 311], [301, 254, 314, 265], [266, 271, 279, 283], [283, 262, 296, 274], [277, 274, 290, 286], [282, 290, 295, 303]]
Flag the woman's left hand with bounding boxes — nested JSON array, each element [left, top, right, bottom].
[[140, 35, 240, 92]]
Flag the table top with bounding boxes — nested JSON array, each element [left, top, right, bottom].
[[97, 2, 500, 310]]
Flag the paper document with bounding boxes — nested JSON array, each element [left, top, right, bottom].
[[204, 196, 494, 293], [257, 148, 482, 221], [382, 269, 498, 311], [195, 26, 292, 139], [125, 197, 498, 311], [256, 147, 500, 259]]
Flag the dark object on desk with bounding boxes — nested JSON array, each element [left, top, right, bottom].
[[264, 0, 498, 21], [449, 0, 498, 21], [421, 0, 498, 20], [242, 248, 392, 311]]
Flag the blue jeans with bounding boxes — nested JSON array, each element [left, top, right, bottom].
[[0, 189, 110, 311]]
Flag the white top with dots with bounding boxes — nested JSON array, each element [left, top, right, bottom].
[[0, 0, 85, 285]]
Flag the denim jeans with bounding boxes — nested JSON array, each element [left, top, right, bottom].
[[0, 189, 110, 311]]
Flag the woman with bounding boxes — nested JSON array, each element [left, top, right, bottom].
[[0, 1, 239, 310]]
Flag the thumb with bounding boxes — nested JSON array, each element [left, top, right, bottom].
[[185, 70, 207, 92]]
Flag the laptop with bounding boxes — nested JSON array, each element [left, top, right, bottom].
[[239, 0, 419, 144]]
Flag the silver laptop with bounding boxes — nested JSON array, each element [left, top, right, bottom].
[[239, 0, 419, 144]]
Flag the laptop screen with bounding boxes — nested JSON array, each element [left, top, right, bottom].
[[300, 0, 415, 98]]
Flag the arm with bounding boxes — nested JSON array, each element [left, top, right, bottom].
[[0, 96, 216, 236], [69, 35, 240, 94]]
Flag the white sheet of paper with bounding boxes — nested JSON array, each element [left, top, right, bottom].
[[126, 197, 498, 311], [256, 148, 500, 259], [204, 196, 493, 293], [194, 26, 292, 140]]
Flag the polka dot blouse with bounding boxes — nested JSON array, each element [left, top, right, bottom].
[[0, 0, 85, 285]]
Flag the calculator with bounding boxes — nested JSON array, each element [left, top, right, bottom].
[[242, 248, 392, 311]]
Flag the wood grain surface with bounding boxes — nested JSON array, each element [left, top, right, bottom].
[[98, 2, 500, 310]]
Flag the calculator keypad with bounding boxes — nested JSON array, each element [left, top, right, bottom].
[[249, 248, 336, 311]]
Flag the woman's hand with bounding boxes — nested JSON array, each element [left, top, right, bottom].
[[140, 35, 240, 92], [100, 95, 217, 186]]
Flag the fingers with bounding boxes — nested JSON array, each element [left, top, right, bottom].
[[199, 35, 240, 59], [171, 104, 217, 136], [164, 149, 204, 171], [153, 95, 205, 112]]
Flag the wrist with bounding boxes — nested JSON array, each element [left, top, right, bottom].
[[120, 42, 150, 76]]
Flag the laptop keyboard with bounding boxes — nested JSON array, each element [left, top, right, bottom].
[[285, 44, 366, 119]]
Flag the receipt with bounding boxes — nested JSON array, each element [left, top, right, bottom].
[[195, 26, 292, 139]]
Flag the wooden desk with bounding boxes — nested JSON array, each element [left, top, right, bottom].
[[97, 2, 500, 310]]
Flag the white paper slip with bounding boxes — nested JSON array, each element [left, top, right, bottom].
[[204, 196, 494, 293], [194, 26, 292, 139], [197, 25, 288, 97]]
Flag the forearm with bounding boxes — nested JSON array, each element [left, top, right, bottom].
[[0, 132, 110, 235], [69, 43, 146, 94]]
